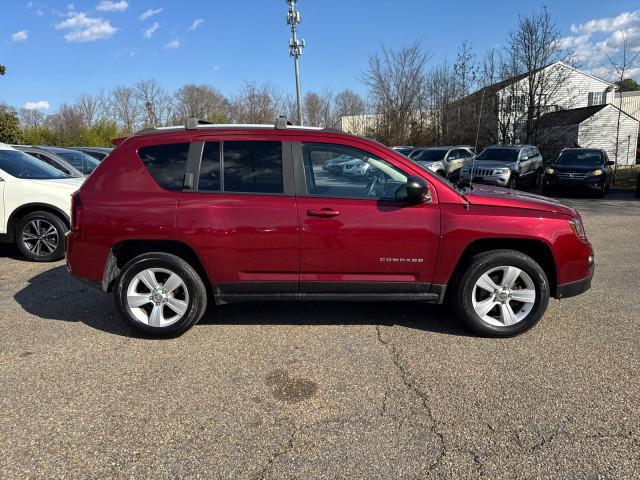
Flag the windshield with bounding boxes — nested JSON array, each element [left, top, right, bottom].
[[414, 149, 447, 162], [555, 150, 603, 166], [0, 149, 68, 179], [476, 148, 518, 162], [48, 149, 100, 174]]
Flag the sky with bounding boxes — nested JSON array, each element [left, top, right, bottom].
[[1, 0, 639, 114]]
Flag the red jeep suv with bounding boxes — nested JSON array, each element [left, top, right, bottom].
[[66, 120, 594, 337]]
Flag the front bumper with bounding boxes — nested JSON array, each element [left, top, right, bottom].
[[460, 173, 510, 187], [543, 175, 605, 191], [556, 270, 593, 299]]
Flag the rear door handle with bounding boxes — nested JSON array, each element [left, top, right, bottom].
[[307, 208, 340, 218]]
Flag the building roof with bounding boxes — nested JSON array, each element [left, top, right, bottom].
[[536, 103, 639, 129]]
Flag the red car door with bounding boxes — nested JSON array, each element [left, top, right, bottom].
[[177, 139, 299, 298], [294, 141, 441, 298]]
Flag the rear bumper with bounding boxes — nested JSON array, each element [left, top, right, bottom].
[[556, 270, 593, 299]]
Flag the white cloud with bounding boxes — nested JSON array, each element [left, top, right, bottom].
[[140, 7, 163, 20], [188, 18, 204, 31], [164, 38, 180, 50], [11, 30, 29, 42], [96, 1, 129, 12], [561, 10, 640, 80], [55, 12, 118, 42], [23, 101, 50, 111], [144, 21, 160, 38]]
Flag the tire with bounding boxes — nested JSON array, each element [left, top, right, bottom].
[[507, 174, 518, 189], [534, 169, 543, 188], [541, 186, 552, 197], [15, 210, 67, 262], [451, 249, 550, 337], [114, 252, 208, 337]]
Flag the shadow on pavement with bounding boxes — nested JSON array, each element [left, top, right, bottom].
[[15, 266, 470, 338]]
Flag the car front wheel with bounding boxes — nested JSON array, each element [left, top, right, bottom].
[[451, 250, 550, 337], [16, 211, 67, 262], [114, 253, 208, 336]]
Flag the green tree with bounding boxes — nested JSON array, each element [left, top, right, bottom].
[[0, 106, 22, 143], [616, 78, 640, 92]]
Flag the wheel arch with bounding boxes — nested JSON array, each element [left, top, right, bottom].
[[447, 238, 558, 298], [7, 203, 71, 241], [104, 239, 212, 293]]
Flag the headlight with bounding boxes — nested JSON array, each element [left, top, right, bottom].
[[546, 167, 555, 174], [591, 169, 603, 176], [569, 218, 587, 239], [494, 168, 510, 175]]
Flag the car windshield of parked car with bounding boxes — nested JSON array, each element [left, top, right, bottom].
[[413, 149, 447, 162], [476, 148, 518, 162], [555, 150, 603, 166], [0, 149, 68, 179], [51, 149, 100, 174]]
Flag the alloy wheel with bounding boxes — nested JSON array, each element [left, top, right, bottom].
[[22, 219, 59, 258], [126, 268, 190, 327], [471, 265, 536, 327]]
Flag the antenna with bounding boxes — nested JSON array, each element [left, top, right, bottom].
[[470, 87, 486, 187]]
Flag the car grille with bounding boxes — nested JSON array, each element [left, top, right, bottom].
[[557, 172, 589, 179], [469, 168, 495, 177]]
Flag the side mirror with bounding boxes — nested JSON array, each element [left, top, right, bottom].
[[406, 176, 431, 203], [607, 160, 615, 166]]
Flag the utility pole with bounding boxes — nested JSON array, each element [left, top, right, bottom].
[[286, 0, 305, 125]]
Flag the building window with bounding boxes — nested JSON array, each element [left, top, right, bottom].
[[588, 92, 604, 106]]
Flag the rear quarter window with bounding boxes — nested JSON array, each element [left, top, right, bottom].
[[138, 143, 190, 191]]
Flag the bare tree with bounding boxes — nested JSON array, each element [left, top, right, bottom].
[[425, 60, 457, 144], [134, 80, 173, 127], [303, 90, 334, 127], [230, 82, 287, 124], [506, 6, 571, 142], [174, 84, 228, 123], [334, 89, 366, 118], [19, 108, 45, 129], [606, 30, 639, 170], [75, 94, 101, 128], [362, 43, 430, 145], [110, 87, 140, 134]]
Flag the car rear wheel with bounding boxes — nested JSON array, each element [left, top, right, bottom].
[[114, 252, 208, 336], [16, 211, 67, 262], [451, 250, 550, 337]]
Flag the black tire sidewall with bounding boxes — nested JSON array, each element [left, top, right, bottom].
[[114, 253, 207, 336], [15, 211, 67, 262], [508, 174, 517, 189], [455, 250, 550, 337]]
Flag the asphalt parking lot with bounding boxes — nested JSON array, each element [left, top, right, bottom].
[[1, 191, 639, 479]]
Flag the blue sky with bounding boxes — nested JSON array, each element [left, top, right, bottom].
[[1, 0, 639, 113]]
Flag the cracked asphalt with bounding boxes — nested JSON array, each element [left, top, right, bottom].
[[1, 191, 639, 479]]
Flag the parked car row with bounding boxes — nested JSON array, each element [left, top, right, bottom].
[[0, 143, 111, 261], [395, 143, 615, 198]]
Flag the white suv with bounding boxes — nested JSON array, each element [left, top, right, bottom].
[[0, 143, 83, 261]]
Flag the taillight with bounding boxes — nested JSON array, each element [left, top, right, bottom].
[[71, 192, 83, 231]]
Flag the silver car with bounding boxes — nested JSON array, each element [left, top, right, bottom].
[[459, 145, 544, 189], [411, 146, 475, 179]]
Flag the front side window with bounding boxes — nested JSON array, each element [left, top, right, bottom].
[[223, 141, 283, 194], [302, 143, 408, 200], [0, 149, 67, 179], [139, 143, 190, 191]]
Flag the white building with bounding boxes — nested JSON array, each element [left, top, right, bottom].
[[535, 104, 639, 165]]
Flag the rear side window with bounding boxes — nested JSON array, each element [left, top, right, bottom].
[[138, 143, 190, 191], [223, 141, 283, 194], [198, 142, 221, 192]]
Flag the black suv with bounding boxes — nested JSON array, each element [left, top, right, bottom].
[[542, 148, 614, 197]]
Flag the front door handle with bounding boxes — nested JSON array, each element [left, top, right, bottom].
[[307, 208, 340, 218]]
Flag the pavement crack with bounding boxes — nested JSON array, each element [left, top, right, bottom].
[[375, 324, 446, 472], [257, 426, 298, 480]]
